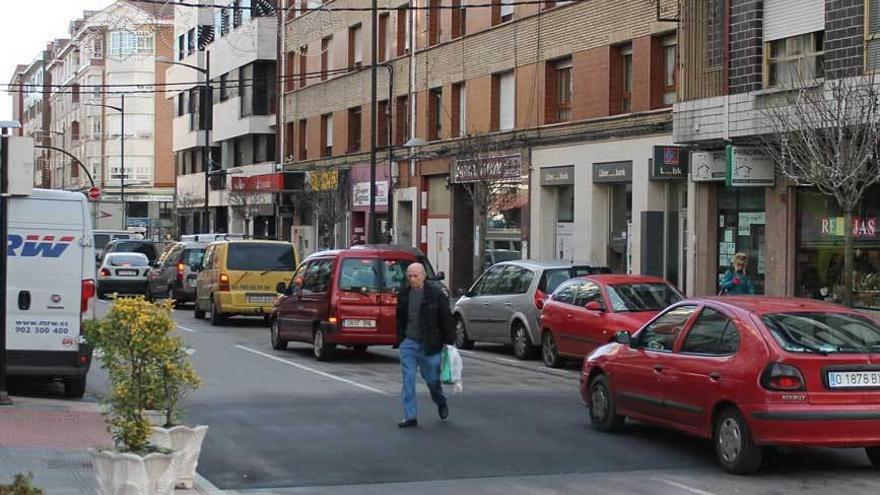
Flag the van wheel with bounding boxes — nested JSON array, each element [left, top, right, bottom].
[[313, 328, 335, 361], [588, 375, 624, 432], [542, 331, 562, 368], [210, 298, 226, 326], [270, 319, 288, 350], [454, 317, 474, 350], [714, 407, 763, 474], [866, 447, 880, 467], [194, 298, 206, 319], [512, 323, 536, 360], [64, 376, 87, 399]]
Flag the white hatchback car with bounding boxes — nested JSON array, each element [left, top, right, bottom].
[[97, 252, 151, 298]]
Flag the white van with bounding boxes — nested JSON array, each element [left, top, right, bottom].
[[6, 189, 96, 398]]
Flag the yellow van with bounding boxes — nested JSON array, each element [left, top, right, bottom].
[[193, 240, 299, 325]]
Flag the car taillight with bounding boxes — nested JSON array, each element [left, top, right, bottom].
[[81, 280, 96, 314], [534, 289, 547, 309], [219, 273, 230, 292], [761, 363, 806, 391], [99, 268, 111, 278], [177, 263, 185, 282]]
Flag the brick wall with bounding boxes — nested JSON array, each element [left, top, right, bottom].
[[824, 0, 864, 78], [729, 0, 763, 94]]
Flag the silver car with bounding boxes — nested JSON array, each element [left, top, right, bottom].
[[146, 241, 207, 306], [97, 252, 151, 299], [453, 261, 611, 359]]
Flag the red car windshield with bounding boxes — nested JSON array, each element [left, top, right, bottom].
[[762, 312, 880, 354], [606, 283, 682, 312]]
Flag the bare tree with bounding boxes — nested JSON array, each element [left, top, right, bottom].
[[295, 170, 351, 249], [452, 133, 523, 277], [227, 182, 268, 238], [760, 71, 880, 306], [174, 186, 200, 235]]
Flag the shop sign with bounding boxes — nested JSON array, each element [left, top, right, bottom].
[[725, 146, 775, 187], [592, 161, 632, 183], [540, 165, 574, 186], [231, 173, 284, 192], [452, 154, 521, 183], [651, 146, 688, 180], [691, 150, 726, 182], [352, 180, 389, 207], [821, 217, 878, 238], [306, 170, 338, 191]]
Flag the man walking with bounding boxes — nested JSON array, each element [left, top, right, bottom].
[[395, 262, 453, 428]]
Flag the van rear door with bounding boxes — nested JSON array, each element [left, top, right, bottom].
[[335, 256, 384, 337], [7, 194, 88, 358]]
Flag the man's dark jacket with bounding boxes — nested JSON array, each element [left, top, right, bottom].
[[396, 282, 454, 355]]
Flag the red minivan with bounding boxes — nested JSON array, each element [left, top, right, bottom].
[[269, 245, 444, 361]]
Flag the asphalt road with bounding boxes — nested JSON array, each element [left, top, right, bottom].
[[74, 300, 880, 494]]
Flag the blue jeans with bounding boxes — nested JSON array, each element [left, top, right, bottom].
[[399, 338, 446, 420]]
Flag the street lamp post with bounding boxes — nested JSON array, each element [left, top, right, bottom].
[[84, 95, 125, 228]]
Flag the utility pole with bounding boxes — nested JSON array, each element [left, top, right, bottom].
[[369, 0, 378, 243], [0, 127, 13, 405], [120, 94, 126, 229], [203, 50, 212, 234]]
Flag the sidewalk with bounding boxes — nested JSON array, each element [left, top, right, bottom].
[[0, 394, 211, 494]]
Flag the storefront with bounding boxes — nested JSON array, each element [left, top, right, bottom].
[[349, 163, 391, 245], [593, 161, 632, 274], [796, 186, 880, 309], [539, 166, 575, 260]]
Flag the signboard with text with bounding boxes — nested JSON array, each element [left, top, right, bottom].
[[592, 161, 632, 183], [231, 173, 284, 192], [452, 154, 521, 183], [352, 180, 389, 207], [691, 150, 726, 182], [726, 146, 775, 187], [651, 146, 688, 180]]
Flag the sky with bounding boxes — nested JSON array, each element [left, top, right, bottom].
[[1, 0, 115, 121]]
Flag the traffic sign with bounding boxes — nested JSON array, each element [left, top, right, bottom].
[[87, 186, 101, 201]]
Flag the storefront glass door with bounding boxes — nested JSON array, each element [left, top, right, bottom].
[[717, 188, 765, 294]]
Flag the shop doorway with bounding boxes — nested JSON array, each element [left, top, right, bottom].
[[717, 188, 766, 294], [427, 218, 450, 277], [608, 183, 632, 274]]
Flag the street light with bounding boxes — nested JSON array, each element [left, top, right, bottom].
[[83, 96, 125, 229], [157, 52, 212, 233]]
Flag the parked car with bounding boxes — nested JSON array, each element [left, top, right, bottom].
[[540, 275, 683, 367], [270, 244, 445, 361], [100, 239, 162, 265], [453, 261, 611, 359], [93, 229, 138, 262], [581, 296, 880, 474], [194, 240, 300, 325], [97, 252, 151, 298], [146, 241, 207, 306]]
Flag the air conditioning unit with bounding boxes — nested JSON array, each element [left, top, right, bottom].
[[291, 225, 315, 259]]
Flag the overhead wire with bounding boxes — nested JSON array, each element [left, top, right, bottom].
[[131, 0, 585, 13]]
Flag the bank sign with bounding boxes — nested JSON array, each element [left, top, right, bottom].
[[651, 146, 688, 180], [725, 146, 775, 187]]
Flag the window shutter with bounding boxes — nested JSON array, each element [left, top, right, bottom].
[[870, 0, 880, 35], [499, 72, 515, 131], [763, 0, 824, 42], [326, 115, 333, 147]]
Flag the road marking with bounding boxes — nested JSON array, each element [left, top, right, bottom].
[[178, 325, 197, 333], [494, 357, 519, 364], [538, 366, 576, 375], [458, 349, 475, 356], [236, 345, 388, 396], [653, 478, 718, 495]]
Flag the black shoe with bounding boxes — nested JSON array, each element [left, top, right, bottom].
[[398, 419, 418, 428], [438, 402, 449, 420]]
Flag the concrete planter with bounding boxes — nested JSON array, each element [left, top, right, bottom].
[[150, 425, 209, 489], [89, 448, 180, 495], [145, 409, 166, 427]]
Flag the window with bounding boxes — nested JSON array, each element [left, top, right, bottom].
[[680, 308, 739, 355], [321, 113, 333, 157], [395, 95, 409, 145], [71, 121, 80, 141], [544, 0, 574, 8], [187, 28, 196, 55], [110, 30, 138, 59], [71, 84, 80, 103], [348, 106, 362, 152], [378, 13, 389, 62], [451, 82, 466, 137], [178, 34, 185, 60], [451, 0, 465, 39], [706, 0, 724, 68], [606, 283, 682, 312], [762, 312, 880, 354], [339, 258, 380, 292], [285, 50, 295, 92], [348, 24, 362, 68], [429, 87, 443, 140], [427, 0, 440, 46], [765, 31, 824, 87], [301, 259, 334, 293], [662, 36, 677, 106], [495, 0, 515, 24], [196, 26, 211, 51], [285, 121, 295, 158], [397, 7, 409, 56], [298, 45, 308, 87], [492, 71, 515, 131], [321, 36, 332, 80], [240, 65, 253, 116], [219, 8, 231, 36], [219, 73, 229, 101], [298, 119, 307, 160], [574, 282, 603, 307], [232, 0, 244, 28], [495, 265, 530, 295], [621, 44, 633, 113], [552, 280, 579, 304], [637, 305, 697, 351], [546, 58, 572, 124], [478, 265, 506, 295], [377, 100, 389, 146]]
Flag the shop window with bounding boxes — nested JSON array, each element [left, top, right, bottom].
[[796, 187, 880, 310], [765, 31, 824, 88], [717, 188, 766, 295]]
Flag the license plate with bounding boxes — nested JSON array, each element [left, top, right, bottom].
[[188, 278, 197, 288], [827, 370, 880, 388], [343, 319, 376, 329], [247, 295, 276, 304], [117, 270, 137, 276]]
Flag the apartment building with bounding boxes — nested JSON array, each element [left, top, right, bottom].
[[673, 0, 879, 310], [283, 0, 682, 293], [38, 1, 176, 234], [168, 0, 280, 237]]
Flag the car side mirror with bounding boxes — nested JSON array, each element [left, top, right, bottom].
[[614, 331, 631, 346], [436, 271, 446, 281], [276, 282, 288, 294], [585, 301, 604, 312]]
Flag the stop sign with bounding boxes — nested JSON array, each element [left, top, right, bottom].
[[87, 186, 101, 201]]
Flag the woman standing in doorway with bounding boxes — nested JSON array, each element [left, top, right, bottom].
[[720, 252, 756, 295]]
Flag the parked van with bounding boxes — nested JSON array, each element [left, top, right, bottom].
[[194, 240, 299, 325], [269, 245, 444, 361], [7, 189, 96, 398]]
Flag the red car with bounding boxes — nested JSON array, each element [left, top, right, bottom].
[[539, 275, 683, 368], [581, 297, 880, 474]]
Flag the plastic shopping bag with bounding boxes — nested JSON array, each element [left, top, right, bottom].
[[441, 345, 464, 393]]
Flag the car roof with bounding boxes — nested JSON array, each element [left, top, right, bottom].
[[684, 296, 855, 316], [211, 239, 292, 246], [494, 260, 604, 270], [174, 241, 208, 248], [585, 274, 670, 285], [307, 244, 425, 259], [105, 252, 148, 258], [108, 239, 159, 245]]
